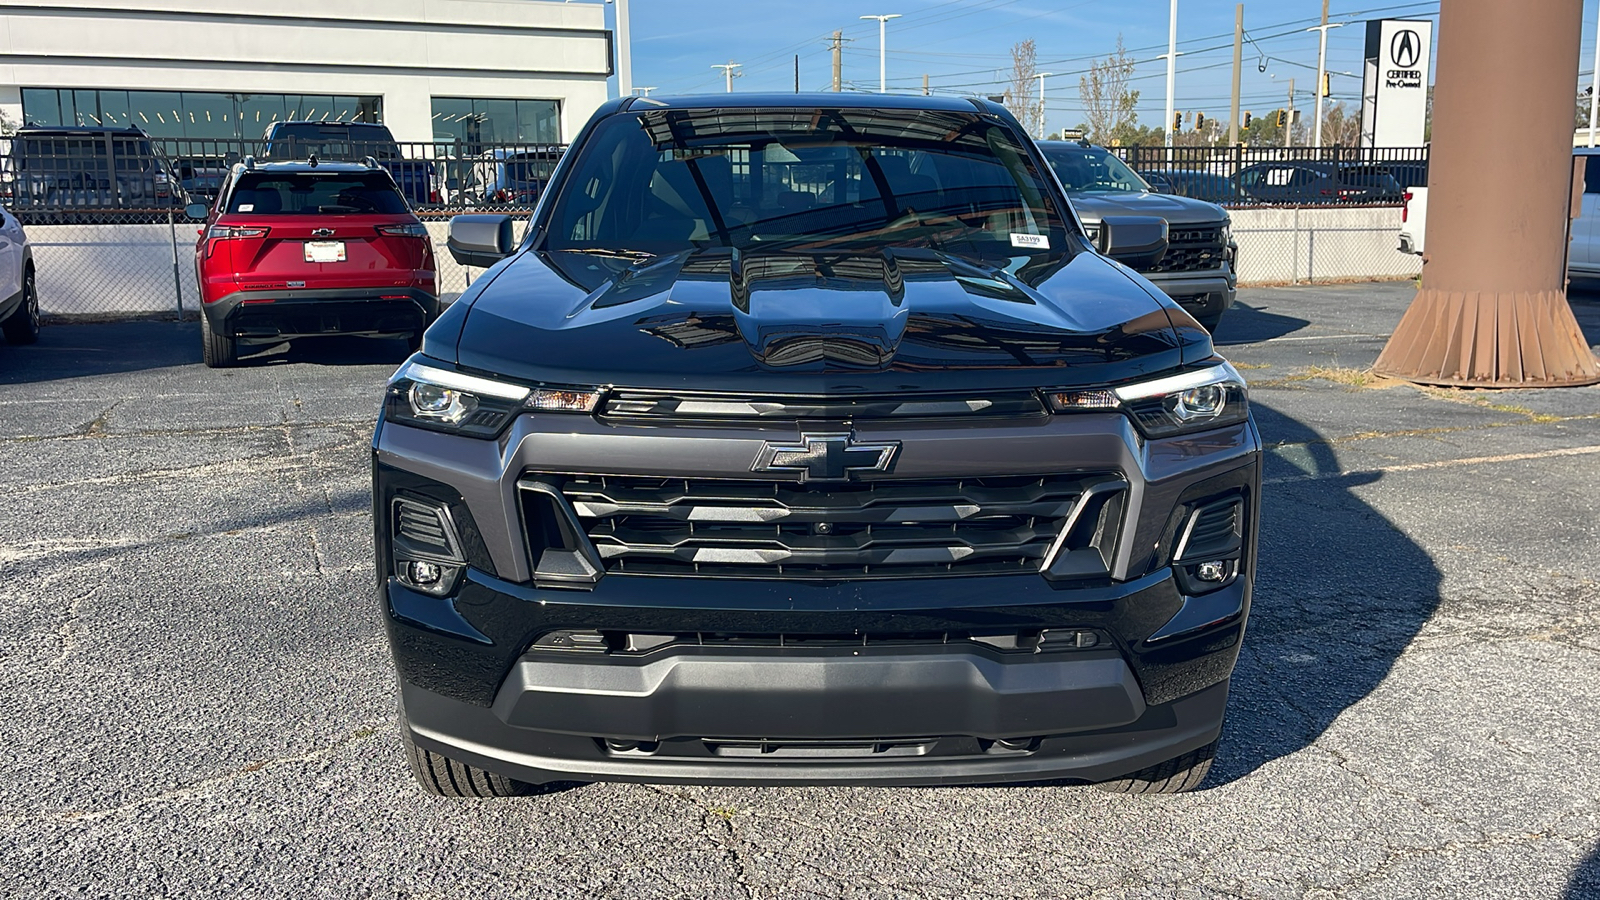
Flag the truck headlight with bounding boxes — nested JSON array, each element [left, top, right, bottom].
[[1048, 361, 1249, 438], [385, 359, 601, 438]]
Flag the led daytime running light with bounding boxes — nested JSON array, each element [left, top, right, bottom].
[[390, 361, 531, 401], [1112, 363, 1244, 402]]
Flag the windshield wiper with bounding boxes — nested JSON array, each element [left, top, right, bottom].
[[565, 247, 657, 260]]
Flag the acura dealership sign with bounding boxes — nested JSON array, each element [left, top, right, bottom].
[[1361, 18, 1433, 147]]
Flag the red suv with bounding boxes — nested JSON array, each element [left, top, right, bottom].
[[190, 158, 439, 367]]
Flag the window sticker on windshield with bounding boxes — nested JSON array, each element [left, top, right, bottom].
[[238, 203, 254, 212], [1010, 233, 1050, 250]]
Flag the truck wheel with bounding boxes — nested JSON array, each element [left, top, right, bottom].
[[1095, 739, 1217, 794], [200, 312, 238, 368], [2, 268, 40, 345], [403, 728, 534, 797]]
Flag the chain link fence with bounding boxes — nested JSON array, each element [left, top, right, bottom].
[[5, 135, 1427, 318]]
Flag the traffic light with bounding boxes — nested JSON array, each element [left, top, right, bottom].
[[1195, 112, 1206, 131], [1173, 110, 1183, 132], [1243, 110, 1253, 128], [1274, 109, 1287, 128]]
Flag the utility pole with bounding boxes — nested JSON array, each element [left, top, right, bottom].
[[831, 31, 843, 92], [795, 55, 800, 93], [861, 14, 901, 93], [1308, 0, 1344, 149], [1034, 72, 1053, 138], [922, 73, 929, 96], [1590, 5, 1599, 146], [1162, 0, 1178, 150], [1229, 4, 1243, 145], [1284, 77, 1295, 148], [711, 62, 741, 93], [615, 0, 632, 97]]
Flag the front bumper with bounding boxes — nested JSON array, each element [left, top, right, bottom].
[[1141, 264, 1237, 322], [392, 567, 1247, 786], [203, 287, 439, 343]]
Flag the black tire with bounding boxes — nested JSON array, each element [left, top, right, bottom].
[[403, 727, 534, 798], [2, 267, 39, 346], [1095, 739, 1217, 795], [200, 312, 238, 368]]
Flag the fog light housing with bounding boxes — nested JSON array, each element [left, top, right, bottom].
[[407, 561, 442, 586], [1195, 560, 1228, 583]]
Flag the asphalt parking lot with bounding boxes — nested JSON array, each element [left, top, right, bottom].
[[3, 283, 1600, 899]]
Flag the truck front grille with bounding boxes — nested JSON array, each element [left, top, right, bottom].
[[1145, 225, 1227, 274], [548, 474, 1097, 580]]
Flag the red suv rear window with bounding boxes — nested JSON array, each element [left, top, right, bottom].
[[228, 172, 409, 215]]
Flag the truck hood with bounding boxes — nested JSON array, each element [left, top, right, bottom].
[[1068, 191, 1229, 227], [449, 246, 1210, 394]]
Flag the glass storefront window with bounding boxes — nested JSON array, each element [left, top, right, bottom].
[[20, 88, 384, 139], [430, 97, 560, 152]]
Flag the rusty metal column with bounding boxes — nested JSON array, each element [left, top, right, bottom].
[[1372, 0, 1600, 386]]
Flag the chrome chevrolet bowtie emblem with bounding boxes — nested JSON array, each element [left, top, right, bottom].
[[311, 228, 336, 237], [752, 433, 900, 481]]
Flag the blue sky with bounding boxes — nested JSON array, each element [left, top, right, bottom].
[[596, 0, 1600, 135]]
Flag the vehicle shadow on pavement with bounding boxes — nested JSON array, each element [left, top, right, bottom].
[[1566, 846, 1600, 898], [1206, 401, 1444, 787], [1209, 299, 1311, 346], [233, 334, 416, 368], [0, 321, 198, 383]]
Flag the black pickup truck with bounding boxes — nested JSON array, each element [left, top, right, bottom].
[[376, 94, 1260, 798], [261, 122, 437, 207]]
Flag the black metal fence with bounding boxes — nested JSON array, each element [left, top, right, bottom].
[[1114, 145, 1430, 207]]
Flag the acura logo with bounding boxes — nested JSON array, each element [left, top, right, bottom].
[[1390, 29, 1421, 68], [751, 433, 900, 481]]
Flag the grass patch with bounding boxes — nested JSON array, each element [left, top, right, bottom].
[[708, 806, 737, 821]]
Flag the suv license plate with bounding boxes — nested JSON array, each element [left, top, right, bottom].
[[304, 241, 346, 263]]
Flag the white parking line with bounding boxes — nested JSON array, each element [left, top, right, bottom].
[[1266, 443, 1600, 484], [1219, 332, 1389, 346]]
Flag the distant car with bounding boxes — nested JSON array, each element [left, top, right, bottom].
[[261, 121, 440, 207], [175, 158, 230, 202], [466, 147, 563, 205], [1235, 161, 1403, 205], [8, 126, 184, 215], [188, 158, 439, 367], [1140, 169, 1240, 205], [0, 206, 38, 346], [1039, 140, 1238, 330]]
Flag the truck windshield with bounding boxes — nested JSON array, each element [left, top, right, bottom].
[[1038, 144, 1150, 194], [544, 107, 1071, 259]]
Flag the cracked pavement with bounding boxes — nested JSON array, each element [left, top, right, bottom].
[[2, 284, 1600, 899]]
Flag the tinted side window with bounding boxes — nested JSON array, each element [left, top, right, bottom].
[[1584, 155, 1600, 194]]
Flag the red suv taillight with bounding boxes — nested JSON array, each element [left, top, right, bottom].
[[204, 225, 269, 258], [376, 223, 429, 238]]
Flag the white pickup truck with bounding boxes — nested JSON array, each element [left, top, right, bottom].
[[1401, 150, 1600, 282], [1397, 187, 1427, 256]]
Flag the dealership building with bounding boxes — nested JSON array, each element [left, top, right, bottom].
[[0, 0, 615, 145]]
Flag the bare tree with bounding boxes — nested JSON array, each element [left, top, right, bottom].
[[1079, 36, 1140, 144], [1320, 101, 1362, 147], [1007, 39, 1041, 137]]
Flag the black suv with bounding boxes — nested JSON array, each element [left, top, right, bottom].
[[1038, 140, 1237, 331], [8, 125, 184, 218], [376, 95, 1260, 796]]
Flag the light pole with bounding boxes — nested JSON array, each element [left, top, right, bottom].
[[1163, 0, 1178, 149], [1034, 72, 1053, 138], [860, 14, 901, 93], [614, 0, 632, 97], [711, 62, 742, 93], [1307, 19, 1345, 148], [1590, 3, 1600, 146]]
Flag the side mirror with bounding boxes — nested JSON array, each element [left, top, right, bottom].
[[1096, 215, 1168, 270], [184, 202, 209, 221], [447, 214, 514, 267]]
